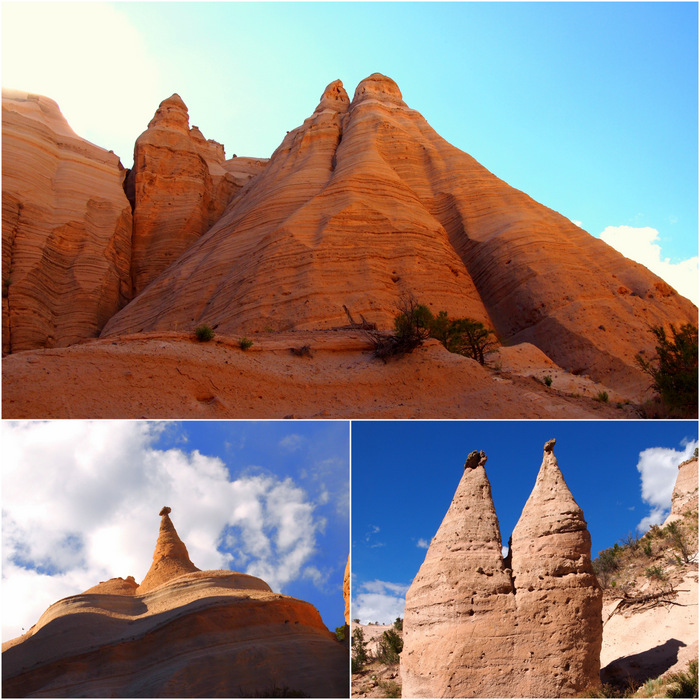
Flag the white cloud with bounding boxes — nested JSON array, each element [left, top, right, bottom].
[[599, 225, 698, 305], [2, 3, 162, 164], [353, 580, 409, 624], [416, 538, 429, 549], [636, 438, 698, 532], [279, 434, 305, 452], [2, 422, 323, 642]]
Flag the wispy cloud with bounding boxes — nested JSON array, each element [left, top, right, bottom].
[[416, 538, 429, 549], [2, 422, 325, 642], [279, 434, 305, 452]]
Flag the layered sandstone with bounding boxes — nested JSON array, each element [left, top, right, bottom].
[[127, 94, 265, 295], [2, 89, 132, 355], [101, 73, 695, 399], [665, 455, 699, 525], [2, 508, 348, 698], [344, 555, 351, 625], [402, 441, 602, 698]]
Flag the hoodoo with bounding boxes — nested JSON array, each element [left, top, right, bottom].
[[401, 441, 602, 698], [2, 508, 348, 698]]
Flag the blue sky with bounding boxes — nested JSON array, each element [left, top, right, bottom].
[[2, 2, 697, 301], [2, 420, 349, 641], [351, 420, 698, 624]]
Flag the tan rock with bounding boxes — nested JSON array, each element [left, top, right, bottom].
[[401, 441, 602, 698], [127, 94, 264, 295], [1, 508, 348, 698], [2, 89, 132, 354], [509, 439, 603, 697], [100, 73, 695, 401], [664, 456, 699, 526], [402, 450, 517, 698], [137, 506, 200, 594]]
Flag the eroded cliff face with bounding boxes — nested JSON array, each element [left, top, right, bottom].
[[1, 508, 348, 698], [127, 94, 265, 295], [100, 73, 696, 398], [401, 441, 603, 698], [2, 89, 132, 355]]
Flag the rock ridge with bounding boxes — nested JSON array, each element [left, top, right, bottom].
[[402, 439, 603, 698]]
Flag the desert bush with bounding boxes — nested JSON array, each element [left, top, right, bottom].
[[194, 324, 215, 342], [596, 391, 609, 403], [593, 545, 621, 588], [427, 310, 497, 365], [379, 680, 401, 698], [335, 624, 348, 643], [351, 627, 369, 672], [367, 295, 432, 362], [239, 337, 253, 350], [644, 564, 666, 581], [543, 375, 553, 387], [643, 540, 653, 557], [636, 323, 698, 418], [290, 345, 312, 357], [665, 521, 692, 564], [376, 628, 403, 665], [666, 659, 698, 698], [393, 617, 403, 632]]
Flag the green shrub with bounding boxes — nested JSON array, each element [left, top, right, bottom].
[[427, 310, 497, 365], [367, 295, 432, 362], [393, 617, 403, 632], [665, 521, 692, 563], [195, 324, 215, 342], [644, 564, 666, 581], [351, 627, 368, 672], [593, 546, 621, 588], [376, 628, 403, 665], [666, 659, 698, 698], [643, 540, 653, 557], [543, 375, 553, 387], [636, 323, 698, 418], [596, 391, 609, 403], [239, 337, 253, 350], [379, 680, 401, 698]]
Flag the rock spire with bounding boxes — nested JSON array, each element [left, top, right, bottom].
[[401, 440, 602, 698], [137, 506, 200, 594]]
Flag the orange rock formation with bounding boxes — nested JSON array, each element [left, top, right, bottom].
[[2, 89, 132, 355], [101, 73, 695, 399], [2, 508, 348, 698], [401, 440, 602, 698], [127, 94, 265, 295]]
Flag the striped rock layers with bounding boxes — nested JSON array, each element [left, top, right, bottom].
[[402, 441, 602, 698], [2, 508, 348, 698], [2, 89, 132, 355], [101, 73, 695, 398]]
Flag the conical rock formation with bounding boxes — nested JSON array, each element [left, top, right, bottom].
[[2, 89, 132, 355], [401, 441, 602, 698], [101, 73, 695, 399], [2, 507, 348, 698], [137, 505, 200, 593], [664, 455, 698, 525]]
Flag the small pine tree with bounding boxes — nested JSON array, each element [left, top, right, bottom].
[[351, 627, 368, 672], [636, 323, 698, 417]]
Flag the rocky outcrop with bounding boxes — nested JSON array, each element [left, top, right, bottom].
[[344, 555, 350, 625], [100, 73, 695, 399], [2, 89, 132, 355], [127, 94, 265, 295], [509, 439, 603, 697], [665, 455, 698, 525], [401, 441, 602, 698], [2, 508, 348, 698]]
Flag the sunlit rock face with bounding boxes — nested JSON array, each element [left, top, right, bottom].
[[127, 93, 265, 296], [101, 73, 695, 399], [1, 508, 348, 698], [402, 441, 603, 698], [2, 89, 132, 355]]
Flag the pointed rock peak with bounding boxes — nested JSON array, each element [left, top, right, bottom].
[[544, 437, 556, 453], [148, 93, 190, 131], [352, 73, 404, 105], [137, 506, 200, 594], [314, 79, 350, 113]]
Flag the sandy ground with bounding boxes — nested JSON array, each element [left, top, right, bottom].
[[2, 331, 634, 419], [601, 566, 699, 686]]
